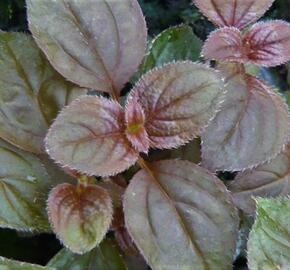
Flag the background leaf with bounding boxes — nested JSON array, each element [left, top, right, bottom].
[[247, 198, 290, 270], [128, 61, 225, 150], [202, 63, 290, 171], [0, 256, 55, 270], [27, 0, 147, 95], [0, 32, 84, 153], [45, 96, 138, 177], [138, 24, 202, 77], [229, 145, 290, 215], [0, 139, 51, 232], [47, 238, 127, 270], [47, 183, 113, 254], [124, 160, 239, 270]]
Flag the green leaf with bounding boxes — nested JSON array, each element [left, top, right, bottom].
[[138, 25, 202, 77], [0, 32, 85, 153], [124, 160, 239, 270], [0, 139, 51, 231], [247, 198, 290, 270], [0, 256, 55, 270], [27, 0, 147, 95], [48, 238, 127, 270], [47, 183, 113, 254]]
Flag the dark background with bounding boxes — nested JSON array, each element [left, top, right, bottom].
[[0, 0, 289, 269]]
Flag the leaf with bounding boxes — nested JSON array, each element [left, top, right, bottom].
[[201, 63, 290, 171], [193, 0, 275, 29], [27, 0, 147, 95], [45, 96, 138, 177], [202, 21, 290, 67], [0, 256, 55, 270], [48, 238, 127, 270], [127, 61, 225, 150], [202, 27, 244, 61], [47, 183, 113, 254], [0, 32, 84, 153], [125, 100, 149, 153], [229, 145, 290, 215], [0, 139, 51, 232], [243, 21, 290, 67], [247, 198, 290, 270], [124, 160, 239, 270], [139, 24, 202, 76]]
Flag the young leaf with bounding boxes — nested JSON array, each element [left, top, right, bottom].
[[202, 63, 290, 171], [124, 160, 239, 270], [229, 145, 290, 215], [243, 21, 290, 67], [48, 238, 127, 270], [47, 183, 113, 254], [0, 139, 51, 232], [0, 256, 55, 270], [247, 198, 290, 269], [193, 0, 275, 29], [125, 100, 150, 153], [139, 25, 202, 76], [127, 62, 225, 150], [202, 27, 244, 61], [0, 32, 84, 153], [45, 96, 138, 177], [27, 0, 147, 95]]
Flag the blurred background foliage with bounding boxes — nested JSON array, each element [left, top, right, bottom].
[[0, 0, 289, 269]]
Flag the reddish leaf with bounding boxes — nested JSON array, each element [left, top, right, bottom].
[[124, 160, 239, 270], [125, 100, 149, 153], [229, 145, 290, 215], [193, 0, 275, 29], [27, 0, 147, 95], [48, 183, 113, 254], [243, 21, 290, 66], [45, 96, 138, 177], [202, 63, 290, 171], [202, 27, 244, 62], [127, 62, 225, 150]]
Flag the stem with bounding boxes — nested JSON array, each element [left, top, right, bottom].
[[111, 85, 120, 103]]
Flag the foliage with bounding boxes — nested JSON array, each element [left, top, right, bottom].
[[0, 0, 289, 270]]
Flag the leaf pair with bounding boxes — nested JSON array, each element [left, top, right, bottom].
[[202, 21, 290, 67], [46, 62, 225, 177]]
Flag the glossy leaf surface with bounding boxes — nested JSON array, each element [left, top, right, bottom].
[[202, 64, 290, 171], [48, 183, 113, 254], [229, 145, 290, 215], [0, 257, 55, 270], [243, 21, 290, 66], [27, 0, 147, 95], [45, 96, 138, 177], [127, 62, 225, 150], [247, 198, 290, 269], [0, 139, 51, 232], [124, 160, 239, 270], [0, 32, 84, 153], [139, 25, 202, 75], [193, 0, 275, 29], [48, 238, 127, 270]]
